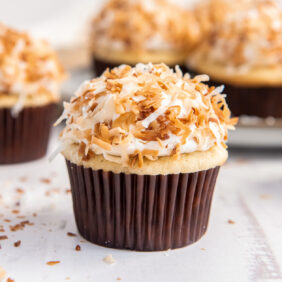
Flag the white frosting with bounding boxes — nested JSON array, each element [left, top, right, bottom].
[[0, 24, 65, 115], [57, 63, 236, 166], [91, 0, 191, 52], [190, 0, 282, 71]]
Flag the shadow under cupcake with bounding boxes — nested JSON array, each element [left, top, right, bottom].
[[56, 63, 237, 251], [0, 23, 66, 164]]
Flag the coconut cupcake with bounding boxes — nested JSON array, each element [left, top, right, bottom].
[[188, 0, 282, 118], [0, 23, 66, 164], [57, 63, 237, 251], [90, 0, 200, 76]]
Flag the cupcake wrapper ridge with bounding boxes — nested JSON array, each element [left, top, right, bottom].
[[225, 85, 282, 118], [66, 160, 220, 251]]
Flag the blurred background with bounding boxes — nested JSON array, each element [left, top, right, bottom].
[[1, 0, 281, 147], [0, 0, 194, 49]]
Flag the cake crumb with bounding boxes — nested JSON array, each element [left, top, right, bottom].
[[75, 245, 81, 251], [3, 219, 10, 223], [67, 232, 76, 237], [46, 261, 60, 266], [228, 219, 235, 224], [201, 248, 206, 251], [0, 235, 8, 240], [117, 277, 122, 281], [65, 277, 70, 280], [103, 254, 116, 265], [32, 213, 37, 217], [7, 278, 14, 282], [0, 266, 6, 280], [14, 240, 21, 247]]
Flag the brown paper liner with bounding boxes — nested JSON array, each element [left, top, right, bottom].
[[224, 85, 282, 118], [92, 57, 188, 77], [0, 103, 57, 164], [66, 160, 220, 251], [186, 67, 282, 118]]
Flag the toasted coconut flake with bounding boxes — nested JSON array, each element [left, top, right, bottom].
[[192, 0, 282, 69], [92, 137, 112, 151], [58, 63, 236, 167], [0, 23, 66, 114], [90, 0, 201, 53]]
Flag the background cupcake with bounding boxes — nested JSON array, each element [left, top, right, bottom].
[[0, 23, 66, 164], [90, 0, 200, 76], [57, 63, 237, 251], [187, 0, 282, 118]]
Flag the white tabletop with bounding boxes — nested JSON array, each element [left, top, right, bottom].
[[0, 128, 282, 282]]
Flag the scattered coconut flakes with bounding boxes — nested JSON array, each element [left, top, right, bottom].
[[228, 219, 235, 224], [46, 261, 60, 266], [67, 232, 77, 237], [9, 220, 33, 232], [0, 266, 6, 280], [40, 178, 51, 184], [14, 240, 21, 247]]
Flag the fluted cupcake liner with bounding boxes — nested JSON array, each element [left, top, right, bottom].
[[224, 85, 282, 118], [66, 159, 220, 251], [92, 57, 188, 77], [0, 103, 56, 164]]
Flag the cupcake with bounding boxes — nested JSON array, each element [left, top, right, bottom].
[[188, 0, 282, 118], [57, 63, 237, 251], [90, 0, 200, 76], [0, 23, 66, 164]]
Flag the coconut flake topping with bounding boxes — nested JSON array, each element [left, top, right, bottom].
[[90, 0, 200, 52], [57, 63, 237, 167], [191, 0, 282, 70], [0, 23, 66, 114]]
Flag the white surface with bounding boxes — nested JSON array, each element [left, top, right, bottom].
[[0, 129, 282, 282], [229, 127, 282, 148]]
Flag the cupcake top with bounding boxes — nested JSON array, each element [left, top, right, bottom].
[[190, 0, 282, 72], [194, 0, 256, 36], [90, 0, 200, 54], [57, 63, 237, 167], [0, 23, 66, 114]]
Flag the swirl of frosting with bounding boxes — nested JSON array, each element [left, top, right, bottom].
[[0, 23, 66, 114], [57, 63, 237, 167], [90, 0, 200, 53], [191, 0, 282, 70]]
